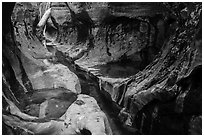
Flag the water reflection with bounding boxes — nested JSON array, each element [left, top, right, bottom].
[[92, 61, 143, 78]]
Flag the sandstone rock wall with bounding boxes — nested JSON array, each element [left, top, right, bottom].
[[2, 2, 202, 135]]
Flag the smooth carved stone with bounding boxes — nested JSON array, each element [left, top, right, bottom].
[[63, 94, 112, 135], [31, 61, 81, 94], [24, 88, 78, 118], [3, 94, 112, 135], [40, 98, 76, 119]]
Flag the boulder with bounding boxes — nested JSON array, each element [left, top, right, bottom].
[[31, 61, 81, 94], [63, 94, 112, 135], [3, 94, 112, 135]]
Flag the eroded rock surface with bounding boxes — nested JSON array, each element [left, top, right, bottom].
[[3, 94, 112, 135], [3, 2, 112, 135], [2, 2, 202, 135]]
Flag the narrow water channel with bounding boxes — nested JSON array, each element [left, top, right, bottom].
[[92, 61, 143, 78], [53, 49, 140, 134]]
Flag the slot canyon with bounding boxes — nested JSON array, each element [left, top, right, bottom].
[[2, 2, 202, 135]]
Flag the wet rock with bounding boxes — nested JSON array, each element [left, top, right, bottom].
[[31, 61, 81, 93], [3, 94, 112, 135], [2, 2, 202, 135], [3, 79, 78, 120], [9, 20, 81, 93], [39, 97, 76, 119], [36, 2, 167, 66], [114, 3, 202, 134], [24, 103, 40, 117], [10, 31, 81, 93], [63, 94, 112, 135]]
